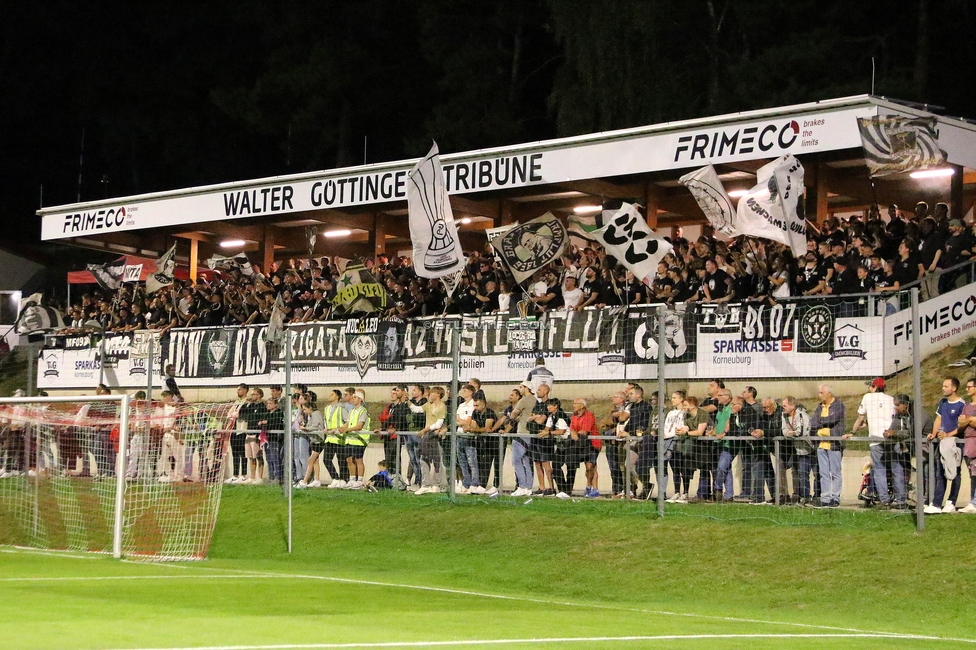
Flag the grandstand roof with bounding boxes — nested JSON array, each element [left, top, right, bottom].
[[37, 95, 976, 272]]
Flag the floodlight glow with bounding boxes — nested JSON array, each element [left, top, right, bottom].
[[219, 239, 246, 248], [910, 168, 954, 179], [323, 229, 352, 238], [459, 217, 472, 225], [728, 190, 750, 198], [573, 205, 601, 214]]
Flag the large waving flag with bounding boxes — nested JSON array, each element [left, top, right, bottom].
[[735, 155, 807, 258], [679, 165, 737, 236], [593, 203, 672, 284], [15, 293, 65, 335], [491, 212, 568, 284], [330, 262, 387, 314], [86, 260, 126, 291], [206, 252, 253, 276], [407, 142, 465, 278], [146, 243, 177, 294], [857, 115, 946, 177]]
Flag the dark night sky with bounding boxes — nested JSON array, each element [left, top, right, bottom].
[[2, 0, 974, 264]]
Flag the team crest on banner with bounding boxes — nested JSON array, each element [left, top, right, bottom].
[[204, 330, 233, 375], [830, 322, 867, 369], [491, 212, 568, 284]]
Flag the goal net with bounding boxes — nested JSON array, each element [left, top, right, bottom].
[[0, 395, 234, 560]]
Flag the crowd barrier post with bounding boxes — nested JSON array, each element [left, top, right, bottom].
[[146, 334, 153, 402], [26, 342, 35, 397], [773, 439, 781, 506], [97, 332, 106, 387], [284, 330, 293, 551], [448, 321, 460, 502], [656, 304, 666, 518], [911, 287, 924, 532]]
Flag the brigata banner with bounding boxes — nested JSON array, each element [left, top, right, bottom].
[[36, 297, 908, 389]]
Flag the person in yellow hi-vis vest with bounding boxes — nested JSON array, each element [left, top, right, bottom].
[[322, 390, 348, 489], [809, 384, 850, 508], [341, 390, 371, 489]]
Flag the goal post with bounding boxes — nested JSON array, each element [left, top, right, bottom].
[[0, 394, 231, 560]]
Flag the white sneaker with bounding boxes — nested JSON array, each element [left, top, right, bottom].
[[309, 480, 321, 488], [665, 495, 677, 503], [675, 493, 689, 504], [329, 479, 346, 489], [223, 477, 235, 485], [241, 478, 253, 485], [942, 501, 956, 514], [27, 469, 37, 478], [346, 480, 363, 489], [470, 486, 486, 495], [414, 486, 430, 495], [251, 478, 264, 485], [959, 503, 976, 514], [296, 481, 307, 489], [158, 475, 172, 483], [455, 485, 469, 495], [556, 491, 570, 500], [923, 504, 942, 514], [428, 485, 442, 493], [487, 486, 498, 496]]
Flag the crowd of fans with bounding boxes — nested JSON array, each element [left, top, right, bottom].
[[53, 201, 973, 334], [3, 369, 975, 514]]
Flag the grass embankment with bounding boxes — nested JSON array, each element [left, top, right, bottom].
[[209, 486, 976, 641]]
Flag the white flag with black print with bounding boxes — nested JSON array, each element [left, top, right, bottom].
[[592, 203, 672, 284], [407, 142, 465, 279], [15, 293, 65, 335], [857, 115, 946, 177], [734, 155, 807, 258], [86, 259, 126, 292], [206, 252, 253, 276], [265, 293, 287, 346], [679, 165, 738, 236], [146, 243, 177, 294]]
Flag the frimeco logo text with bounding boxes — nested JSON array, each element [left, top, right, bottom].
[[674, 121, 800, 163]]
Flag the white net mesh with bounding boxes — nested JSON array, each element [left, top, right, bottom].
[[0, 397, 232, 560]]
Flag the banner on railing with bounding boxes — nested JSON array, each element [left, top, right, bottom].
[[36, 300, 897, 389]]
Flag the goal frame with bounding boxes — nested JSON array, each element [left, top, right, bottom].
[[0, 394, 130, 558]]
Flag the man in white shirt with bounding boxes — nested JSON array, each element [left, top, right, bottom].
[[561, 276, 583, 310], [851, 377, 899, 508]]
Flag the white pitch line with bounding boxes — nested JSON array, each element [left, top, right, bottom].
[[6, 567, 975, 646], [0, 546, 102, 560], [107, 633, 976, 650]]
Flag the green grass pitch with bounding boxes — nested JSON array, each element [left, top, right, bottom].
[[1, 487, 974, 649]]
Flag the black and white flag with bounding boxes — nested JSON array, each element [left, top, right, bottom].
[[206, 253, 253, 276], [86, 260, 126, 291], [735, 155, 807, 258], [679, 165, 737, 236], [15, 293, 65, 335], [857, 115, 946, 177], [407, 142, 465, 279], [491, 212, 568, 284], [147, 243, 177, 294], [593, 203, 672, 283], [265, 293, 287, 346]]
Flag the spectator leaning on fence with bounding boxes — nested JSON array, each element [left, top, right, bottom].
[[570, 397, 600, 499], [851, 377, 901, 509], [810, 384, 849, 508], [660, 390, 685, 502], [508, 381, 537, 497], [782, 396, 816, 505], [409, 385, 447, 495], [925, 377, 964, 514], [959, 381, 976, 514]]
